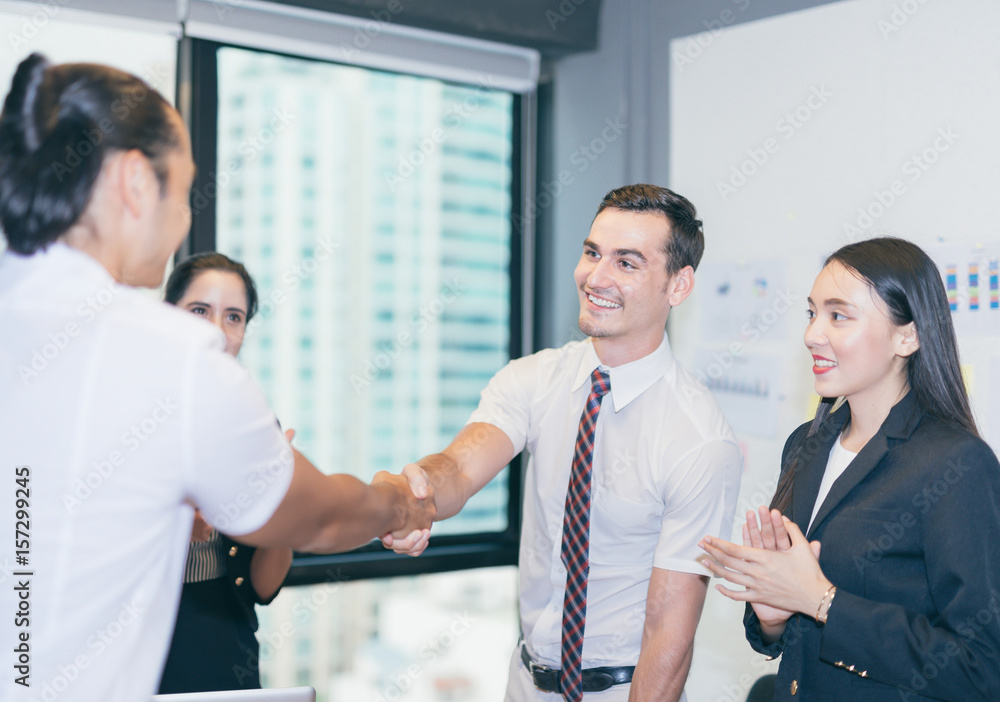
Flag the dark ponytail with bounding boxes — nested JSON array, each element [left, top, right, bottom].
[[0, 53, 180, 254]]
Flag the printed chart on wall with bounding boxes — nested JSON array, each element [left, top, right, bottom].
[[692, 351, 782, 439], [698, 259, 791, 343], [927, 242, 1000, 336]]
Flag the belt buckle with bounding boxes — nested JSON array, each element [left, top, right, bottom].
[[529, 661, 555, 675], [528, 658, 553, 676], [521, 645, 560, 693]]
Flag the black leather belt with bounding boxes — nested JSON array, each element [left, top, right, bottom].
[[520, 643, 635, 693]]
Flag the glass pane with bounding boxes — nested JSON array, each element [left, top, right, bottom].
[[215, 47, 515, 535], [257, 566, 519, 701]]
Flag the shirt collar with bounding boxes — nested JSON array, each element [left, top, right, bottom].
[[25, 241, 114, 282], [1, 241, 115, 297], [572, 333, 675, 412]]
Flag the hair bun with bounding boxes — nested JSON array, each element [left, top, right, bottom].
[[1, 53, 51, 154], [0, 53, 178, 255]]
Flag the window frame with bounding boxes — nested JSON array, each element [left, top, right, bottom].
[[177, 37, 529, 583]]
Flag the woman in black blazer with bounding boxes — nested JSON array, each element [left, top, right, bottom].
[[700, 237, 1000, 701], [158, 253, 293, 693]]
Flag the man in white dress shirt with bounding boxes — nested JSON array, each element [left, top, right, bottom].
[[384, 184, 742, 701]]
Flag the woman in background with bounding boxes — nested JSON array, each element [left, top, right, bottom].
[[159, 252, 293, 693], [700, 237, 1000, 700]]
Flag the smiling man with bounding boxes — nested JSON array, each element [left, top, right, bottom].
[[383, 184, 742, 701]]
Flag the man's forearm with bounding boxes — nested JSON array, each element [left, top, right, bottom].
[[238, 451, 433, 553], [419, 421, 516, 521], [377, 424, 514, 556], [418, 452, 473, 521], [297, 476, 414, 552], [628, 569, 708, 702], [628, 635, 693, 702]]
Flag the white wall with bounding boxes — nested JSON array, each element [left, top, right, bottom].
[[666, 4, 1000, 695], [544, 0, 1000, 700]]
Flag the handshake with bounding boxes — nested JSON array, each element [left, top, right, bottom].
[[371, 463, 437, 557], [363, 422, 509, 556]]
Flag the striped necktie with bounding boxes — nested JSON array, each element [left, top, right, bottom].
[[559, 367, 611, 701]]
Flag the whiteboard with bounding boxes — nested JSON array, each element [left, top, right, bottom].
[[670, 1, 1000, 698]]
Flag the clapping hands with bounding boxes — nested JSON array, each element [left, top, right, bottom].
[[699, 507, 830, 627]]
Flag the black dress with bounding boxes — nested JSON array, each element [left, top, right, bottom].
[[158, 535, 280, 693]]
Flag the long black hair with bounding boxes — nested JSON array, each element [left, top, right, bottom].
[[164, 252, 259, 323], [0, 53, 179, 254], [772, 237, 976, 513]]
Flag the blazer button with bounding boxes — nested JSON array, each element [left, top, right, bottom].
[[790, 680, 798, 695], [235, 576, 245, 586], [229, 545, 238, 556]]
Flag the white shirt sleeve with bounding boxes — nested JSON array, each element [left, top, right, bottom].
[[466, 355, 534, 454], [181, 346, 293, 536], [653, 437, 743, 574]]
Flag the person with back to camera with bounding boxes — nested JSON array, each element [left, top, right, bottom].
[[699, 237, 1000, 700], [0, 54, 431, 702], [159, 252, 292, 693]]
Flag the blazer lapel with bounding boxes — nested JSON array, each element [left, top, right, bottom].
[[806, 391, 924, 538], [790, 406, 847, 534], [807, 431, 889, 538]]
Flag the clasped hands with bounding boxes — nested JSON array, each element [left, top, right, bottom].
[[699, 506, 833, 629], [371, 463, 435, 556]]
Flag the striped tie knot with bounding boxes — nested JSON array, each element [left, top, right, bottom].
[[590, 368, 611, 398]]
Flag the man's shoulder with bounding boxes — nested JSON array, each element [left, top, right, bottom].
[[0, 244, 225, 354], [107, 288, 226, 354]]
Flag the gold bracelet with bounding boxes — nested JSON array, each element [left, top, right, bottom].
[[816, 585, 837, 624]]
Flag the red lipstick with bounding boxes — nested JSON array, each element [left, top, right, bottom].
[[812, 354, 836, 375]]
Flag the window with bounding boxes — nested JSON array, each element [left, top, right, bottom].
[[196, 45, 526, 697], [257, 566, 518, 701], [0, 7, 533, 697], [200, 41, 523, 579]]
